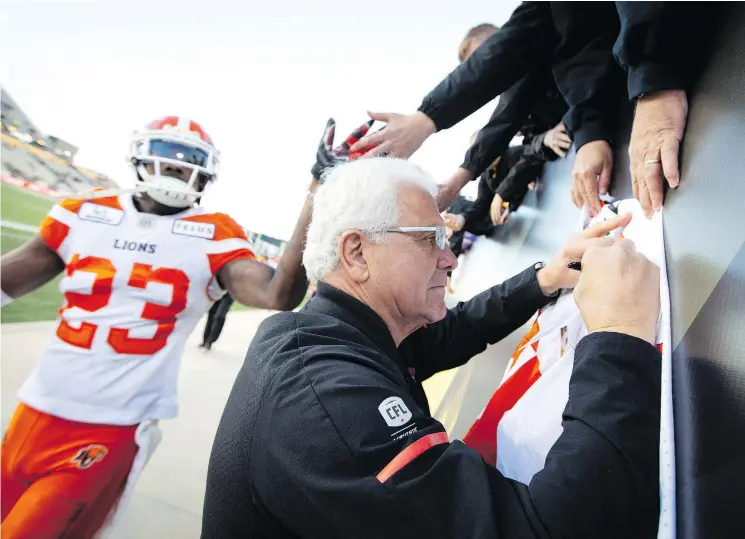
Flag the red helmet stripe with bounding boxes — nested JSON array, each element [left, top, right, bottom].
[[143, 116, 214, 146]]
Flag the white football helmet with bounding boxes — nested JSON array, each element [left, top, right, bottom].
[[127, 116, 220, 207]]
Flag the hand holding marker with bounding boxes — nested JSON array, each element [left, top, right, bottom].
[[568, 201, 625, 273]]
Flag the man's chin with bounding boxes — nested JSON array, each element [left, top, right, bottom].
[[425, 301, 448, 324]]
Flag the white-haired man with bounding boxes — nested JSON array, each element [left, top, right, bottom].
[[201, 158, 662, 539]]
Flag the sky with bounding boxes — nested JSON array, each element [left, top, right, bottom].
[[1, 0, 519, 239]]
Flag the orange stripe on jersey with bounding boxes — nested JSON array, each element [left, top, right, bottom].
[[178, 213, 248, 241], [508, 316, 540, 370], [39, 216, 71, 252], [207, 248, 255, 275], [376, 432, 449, 483], [57, 192, 123, 215]]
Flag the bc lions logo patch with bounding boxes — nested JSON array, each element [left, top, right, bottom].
[[71, 444, 109, 469]]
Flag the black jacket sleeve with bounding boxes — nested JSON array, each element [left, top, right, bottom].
[[252, 331, 661, 539], [495, 155, 543, 204], [460, 74, 544, 176], [524, 130, 556, 162], [550, 2, 626, 149], [494, 132, 557, 202], [461, 176, 496, 236], [417, 2, 556, 132], [613, 1, 722, 99], [400, 265, 553, 381]]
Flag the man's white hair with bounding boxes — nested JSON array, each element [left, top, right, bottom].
[[303, 157, 438, 282]]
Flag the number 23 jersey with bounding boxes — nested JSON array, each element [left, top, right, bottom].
[[18, 194, 255, 425]]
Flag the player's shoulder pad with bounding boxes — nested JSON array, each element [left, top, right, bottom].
[[43, 191, 125, 233], [40, 191, 124, 251], [175, 212, 248, 242], [56, 190, 124, 215]]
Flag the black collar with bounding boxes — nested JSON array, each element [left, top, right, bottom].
[[309, 281, 400, 362]]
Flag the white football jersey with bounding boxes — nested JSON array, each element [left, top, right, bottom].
[[18, 193, 255, 425]]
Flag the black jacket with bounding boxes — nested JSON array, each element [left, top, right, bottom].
[[461, 70, 567, 177], [420, 2, 722, 153], [614, 1, 723, 99], [446, 194, 473, 216], [418, 2, 625, 151], [463, 136, 555, 232], [462, 145, 527, 234], [202, 266, 662, 539]]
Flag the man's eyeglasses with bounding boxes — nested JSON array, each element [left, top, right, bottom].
[[388, 226, 448, 250]]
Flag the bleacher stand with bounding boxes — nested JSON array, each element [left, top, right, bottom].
[[1, 87, 116, 196]]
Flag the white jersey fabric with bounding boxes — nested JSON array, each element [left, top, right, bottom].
[[463, 199, 675, 539], [18, 193, 255, 425]]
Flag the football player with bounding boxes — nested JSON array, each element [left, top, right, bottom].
[[0, 115, 373, 538]]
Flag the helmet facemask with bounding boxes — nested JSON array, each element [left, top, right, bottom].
[[129, 131, 220, 208]]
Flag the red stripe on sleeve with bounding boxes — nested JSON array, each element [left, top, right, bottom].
[[376, 432, 449, 483]]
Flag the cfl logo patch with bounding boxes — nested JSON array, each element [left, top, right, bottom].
[[71, 444, 109, 469], [379, 397, 412, 427]]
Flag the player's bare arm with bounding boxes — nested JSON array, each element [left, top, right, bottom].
[[217, 180, 317, 311], [218, 118, 378, 311], [1, 235, 65, 303]]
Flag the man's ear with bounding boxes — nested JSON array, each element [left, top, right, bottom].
[[337, 230, 370, 283]]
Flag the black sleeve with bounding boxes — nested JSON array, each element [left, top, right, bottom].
[[460, 74, 543, 176], [528, 333, 662, 538], [550, 2, 627, 150], [251, 331, 661, 539], [494, 135, 555, 202], [495, 154, 544, 204], [614, 1, 723, 99], [400, 264, 553, 381], [417, 2, 557, 131], [460, 176, 495, 235], [524, 130, 556, 162]]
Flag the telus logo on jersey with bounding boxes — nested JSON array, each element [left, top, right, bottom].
[[113, 239, 157, 254], [379, 396, 412, 427], [172, 220, 216, 239]]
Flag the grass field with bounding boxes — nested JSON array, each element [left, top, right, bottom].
[[1, 182, 56, 226], [1, 183, 62, 323]]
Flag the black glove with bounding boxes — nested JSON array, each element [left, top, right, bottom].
[[311, 118, 376, 182]]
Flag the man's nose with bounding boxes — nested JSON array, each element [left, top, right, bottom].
[[438, 244, 458, 271]]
